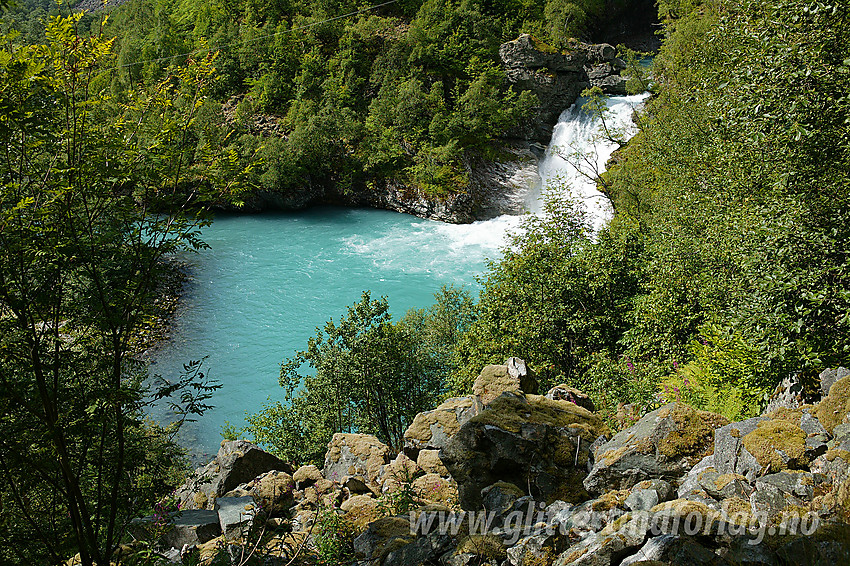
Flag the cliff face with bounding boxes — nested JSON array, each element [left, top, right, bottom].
[[500, 35, 630, 144]]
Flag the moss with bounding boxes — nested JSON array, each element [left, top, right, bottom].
[[657, 403, 729, 462], [437, 396, 475, 411], [715, 473, 747, 490], [522, 545, 556, 566], [600, 445, 630, 466], [599, 512, 632, 535], [591, 490, 630, 512], [470, 393, 609, 441], [193, 491, 209, 509], [721, 497, 753, 519], [824, 449, 850, 463], [766, 406, 804, 424], [413, 473, 459, 507], [474, 365, 523, 404], [547, 469, 591, 504], [742, 420, 807, 473], [559, 545, 588, 564], [815, 376, 850, 434], [529, 35, 559, 54], [553, 436, 588, 468], [456, 534, 507, 560]]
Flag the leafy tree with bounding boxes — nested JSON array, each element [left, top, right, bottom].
[[247, 287, 473, 464], [0, 14, 249, 565]]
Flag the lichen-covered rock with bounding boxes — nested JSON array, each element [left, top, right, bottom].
[[553, 512, 650, 566], [546, 384, 595, 413], [404, 396, 480, 454], [381, 452, 421, 492], [820, 367, 850, 397], [764, 372, 820, 414], [176, 440, 290, 510], [246, 470, 294, 515], [417, 449, 450, 476], [713, 416, 768, 482], [584, 403, 728, 495], [130, 509, 222, 549], [506, 532, 565, 566], [625, 479, 674, 512], [353, 516, 415, 564], [472, 358, 539, 406], [414, 473, 459, 508], [340, 494, 381, 531], [442, 392, 609, 509], [481, 481, 525, 521], [324, 433, 390, 487], [293, 464, 323, 489]]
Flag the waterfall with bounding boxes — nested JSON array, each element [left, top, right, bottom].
[[534, 93, 650, 232]]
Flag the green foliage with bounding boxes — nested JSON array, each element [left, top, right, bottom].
[[0, 14, 242, 565], [247, 286, 473, 464], [660, 324, 770, 420], [313, 507, 357, 565], [451, 192, 644, 394]]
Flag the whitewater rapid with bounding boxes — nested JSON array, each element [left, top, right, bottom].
[[381, 92, 651, 255]]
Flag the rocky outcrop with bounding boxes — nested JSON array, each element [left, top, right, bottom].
[[500, 34, 631, 143], [175, 440, 290, 511], [142, 363, 850, 565], [584, 403, 728, 494], [236, 140, 542, 223], [441, 391, 609, 509]]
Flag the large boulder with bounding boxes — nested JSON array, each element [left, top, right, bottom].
[[715, 408, 824, 482], [584, 403, 728, 495], [324, 433, 391, 487], [546, 384, 595, 413], [176, 440, 290, 510], [472, 358, 539, 406], [441, 392, 609, 509], [404, 396, 480, 454]]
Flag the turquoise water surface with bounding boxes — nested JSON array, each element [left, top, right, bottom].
[[150, 206, 518, 459]]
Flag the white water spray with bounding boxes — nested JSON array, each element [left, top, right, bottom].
[[535, 93, 650, 232]]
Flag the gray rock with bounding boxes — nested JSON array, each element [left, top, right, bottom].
[[131, 509, 222, 549], [216, 495, 256, 542], [677, 455, 716, 497], [440, 391, 607, 509], [481, 482, 525, 523], [176, 440, 290, 510], [404, 396, 480, 455], [626, 489, 659, 512], [384, 531, 453, 566], [713, 416, 768, 482], [619, 534, 679, 566], [553, 512, 650, 566], [546, 384, 596, 413], [584, 404, 727, 495], [819, 367, 850, 397], [590, 74, 628, 95]]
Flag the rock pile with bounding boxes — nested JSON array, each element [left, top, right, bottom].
[[134, 361, 850, 565]]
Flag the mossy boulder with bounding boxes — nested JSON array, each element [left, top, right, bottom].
[[815, 375, 850, 435], [323, 433, 390, 487], [441, 391, 609, 510], [416, 449, 449, 476], [414, 473, 459, 508], [340, 494, 381, 531], [175, 440, 290, 511], [293, 464, 323, 489], [741, 419, 808, 474], [473, 358, 539, 406], [584, 403, 728, 495], [403, 396, 479, 454], [546, 384, 595, 412]]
